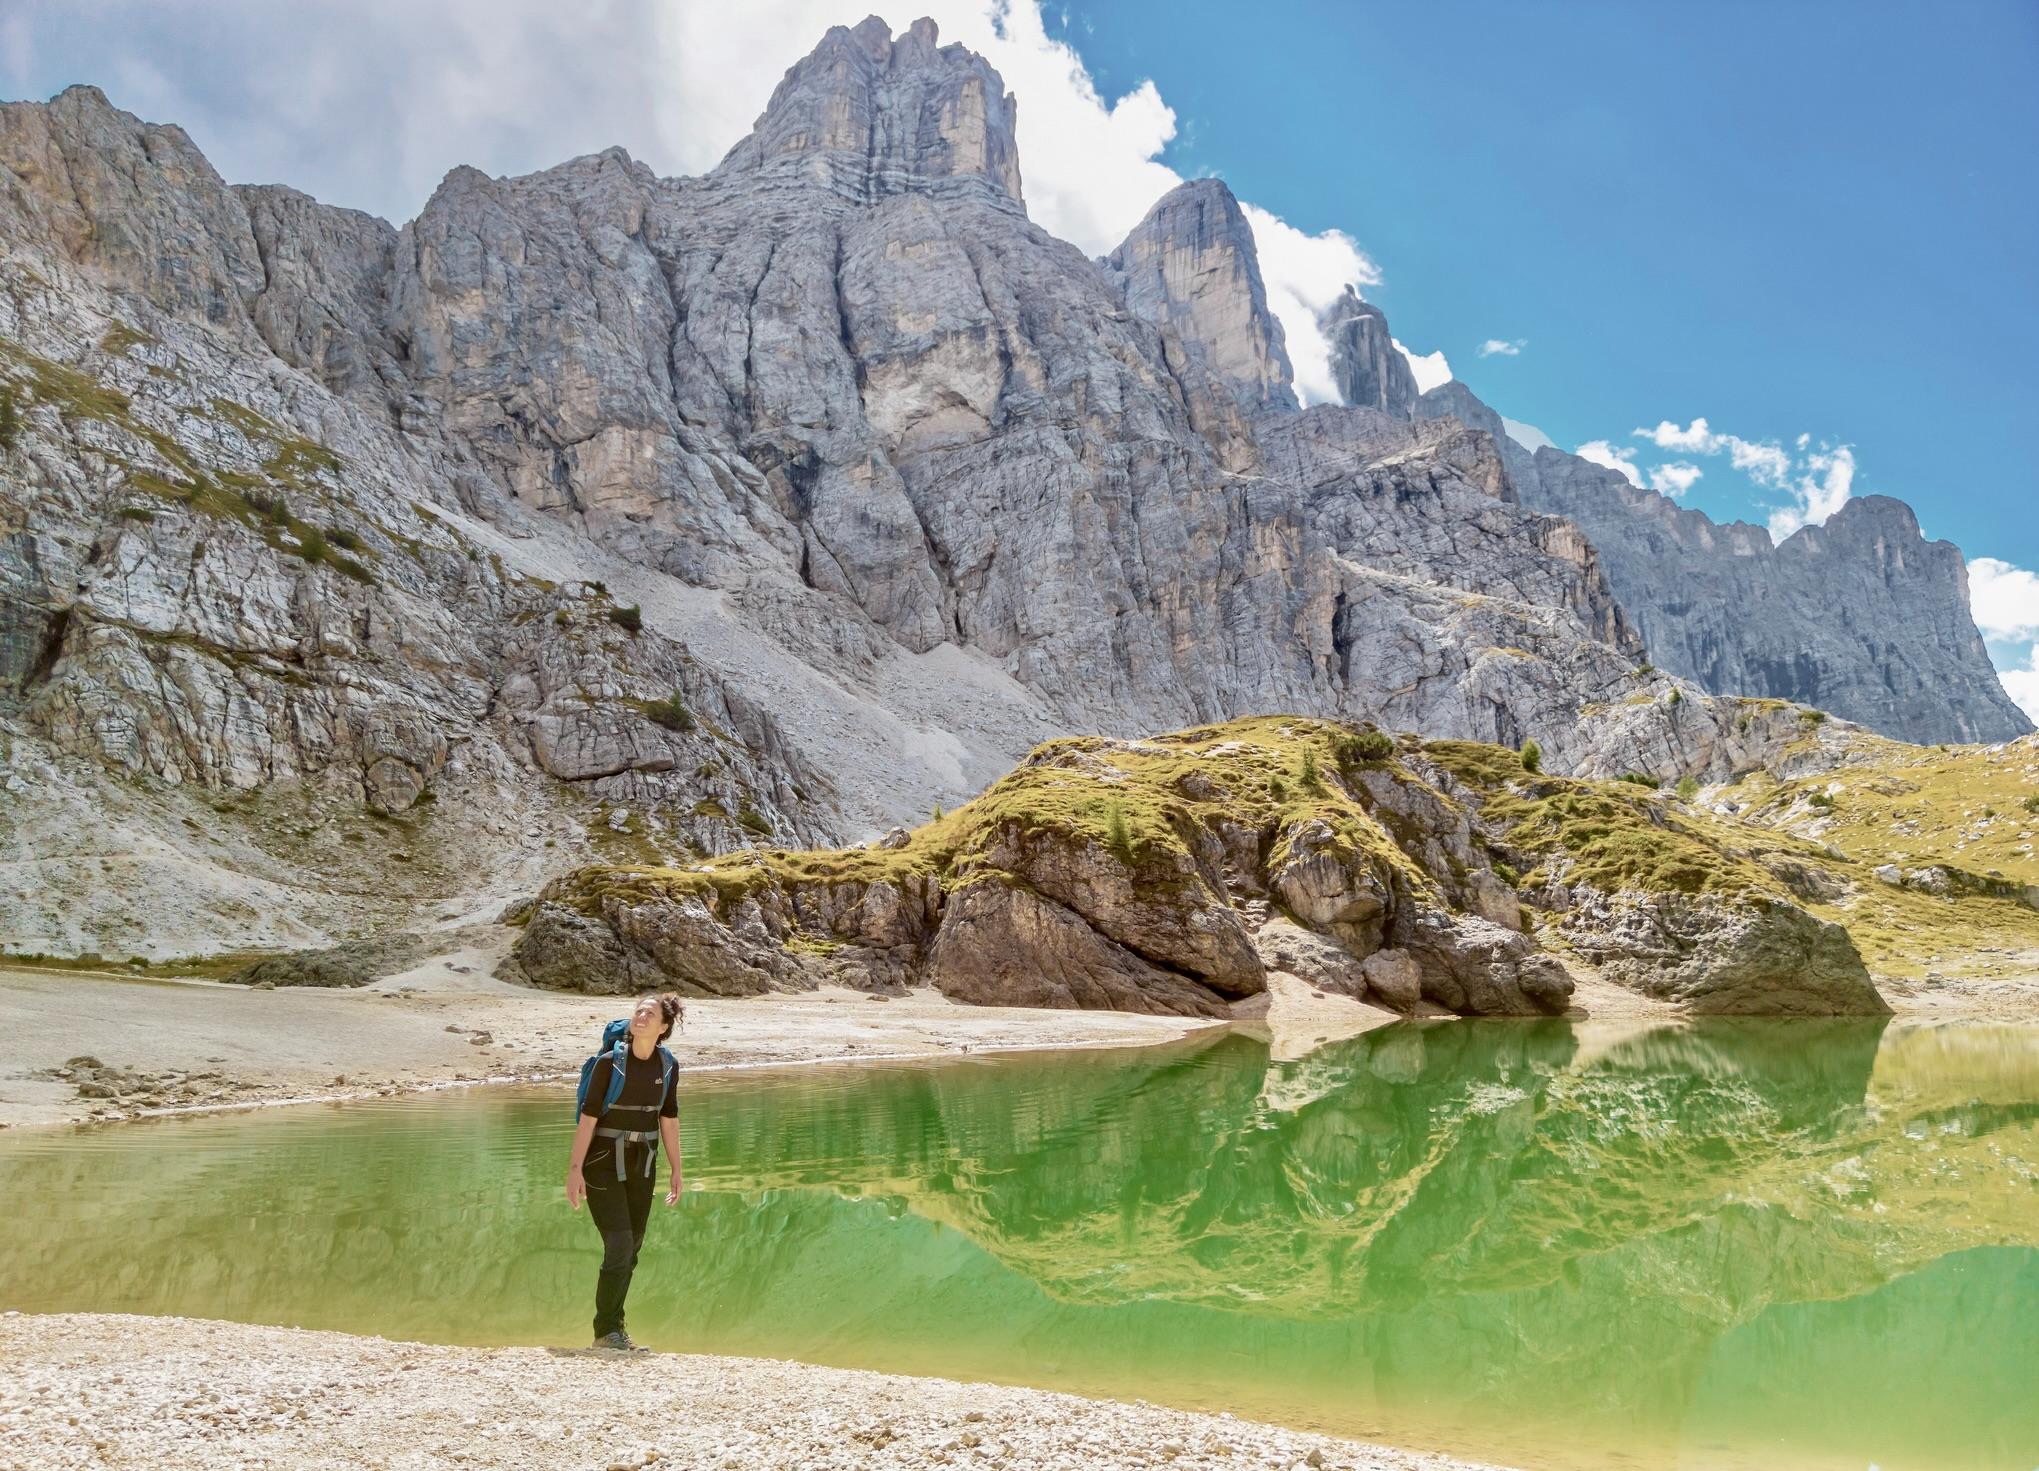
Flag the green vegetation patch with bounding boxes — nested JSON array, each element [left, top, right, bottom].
[[1419, 737, 1780, 899], [1489, 784, 1779, 898], [1, 344, 365, 580], [99, 323, 158, 357], [633, 692, 695, 733], [4, 342, 132, 422], [551, 716, 1443, 923]]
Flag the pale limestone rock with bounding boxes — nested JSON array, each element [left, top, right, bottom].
[[1414, 380, 2030, 744], [713, 15, 1023, 209], [1321, 286, 1416, 416], [927, 880, 1236, 1017], [1252, 918, 1372, 1000], [1562, 892, 1888, 1016], [1103, 178, 1296, 414], [0, 17, 1998, 988], [1359, 949, 1424, 1011]]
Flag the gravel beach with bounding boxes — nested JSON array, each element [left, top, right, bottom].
[[0, 1314, 1510, 1471]]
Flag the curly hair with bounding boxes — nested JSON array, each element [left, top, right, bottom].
[[641, 992, 684, 1042]]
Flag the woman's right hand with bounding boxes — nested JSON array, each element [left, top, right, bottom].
[[565, 1166, 586, 1210]]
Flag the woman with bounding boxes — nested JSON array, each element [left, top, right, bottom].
[[565, 991, 685, 1352]]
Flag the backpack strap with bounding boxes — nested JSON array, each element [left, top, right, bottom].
[[656, 1045, 677, 1114], [601, 1039, 631, 1116]]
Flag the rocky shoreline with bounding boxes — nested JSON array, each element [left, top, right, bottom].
[[1, 1314, 1514, 1471]]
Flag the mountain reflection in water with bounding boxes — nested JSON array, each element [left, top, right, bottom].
[[2, 1018, 2034, 1471]]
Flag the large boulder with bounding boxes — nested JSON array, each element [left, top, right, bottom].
[[1391, 908, 1576, 1016], [1269, 818, 1391, 950], [513, 887, 788, 997], [1563, 892, 1889, 1016], [926, 879, 1236, 1017], [977, 825, 1264, 998]]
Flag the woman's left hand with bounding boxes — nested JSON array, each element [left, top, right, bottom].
[[665, 1177, 684, 1206]]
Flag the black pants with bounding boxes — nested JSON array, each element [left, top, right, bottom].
[[585, 1147, 656, 1338]]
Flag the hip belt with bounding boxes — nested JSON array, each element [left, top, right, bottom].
[[592, 1125, 660, 1180]]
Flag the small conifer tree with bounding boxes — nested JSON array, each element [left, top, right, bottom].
[[1105, 801, 1132, 859]]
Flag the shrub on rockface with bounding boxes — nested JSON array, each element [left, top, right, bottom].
[[640, 691, 694, 733], [1336, 729, 1395, 766]]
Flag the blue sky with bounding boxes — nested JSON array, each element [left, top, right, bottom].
[[6, 0, 2036, 713]]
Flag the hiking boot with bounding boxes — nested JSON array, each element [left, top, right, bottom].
[[593, 1329, 648, 1353]]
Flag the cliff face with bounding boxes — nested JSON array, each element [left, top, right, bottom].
[[1101, 178, 1296, 415], [1322, 286, 1418, 418], [712, 15, 1024, 207], [0, 17, 2014, 960], [1411, 383, 2030, 744]]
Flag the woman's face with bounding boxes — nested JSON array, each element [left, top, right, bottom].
[[628, 996, 664, 1041]]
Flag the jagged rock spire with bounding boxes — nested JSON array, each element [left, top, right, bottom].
[[1104, 177, 1297, 414], [714, 16, 1023, 208], [1321, 285, 1416, 417]]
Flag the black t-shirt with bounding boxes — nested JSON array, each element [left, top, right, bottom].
[[582, 1048, 678, 1127]]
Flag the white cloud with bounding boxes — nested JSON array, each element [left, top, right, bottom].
[[15, 0, 678, 226], [1394, 340, 1453, 394], [1575, 439, 1644, 488], [1726, 438, 1793, 486], [1477, 338, 1525, 357], [1649, 462, 1703, 498], [1622, 413, 1874, 533], [1637, 417, 1716, 453], [2000, 652, 2039, 724], [1241, 203, 1379, 405], [1769, 444, 1855, 539], [1502, 417, 1553, 452], [1634, 417, 1791, 488], [1968, 557, 2039, 641]]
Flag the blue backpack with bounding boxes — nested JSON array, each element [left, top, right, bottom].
[[575, 1017, 677, 1122]]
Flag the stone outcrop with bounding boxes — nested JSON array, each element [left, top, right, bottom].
[[1411, 739, 1890, 1016], [511, 716, 1899, 1017], [1102, 178, 1296, 414], [713, 16, 1023, 208], [511, 719, 1591, 1016]]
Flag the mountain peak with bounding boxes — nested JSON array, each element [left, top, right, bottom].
[[713, 15, 1023, 208], [1104, 177, 1296, 414], [1320, 286, 1417, 417]]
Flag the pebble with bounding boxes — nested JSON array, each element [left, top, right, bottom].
[[1, 1314, 1498, 1471]]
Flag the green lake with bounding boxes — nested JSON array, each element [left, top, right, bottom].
[[2, 1018, 2036, 1470]]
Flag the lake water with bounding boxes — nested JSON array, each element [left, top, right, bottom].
[[2, 1018, 2035, 1470]]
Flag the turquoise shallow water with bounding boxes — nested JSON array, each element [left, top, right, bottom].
[[2, 1017, 2036, 1470]]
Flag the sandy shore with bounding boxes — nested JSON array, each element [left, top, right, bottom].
[[0, 935, 1223, 1128], [5, 926, 2033, 1128], [0, 1314, 1509, 1471]]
